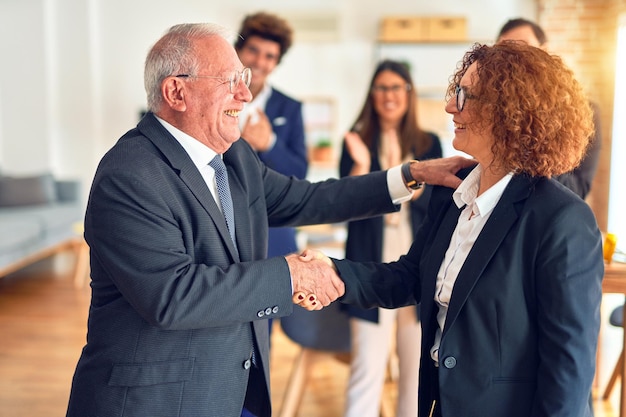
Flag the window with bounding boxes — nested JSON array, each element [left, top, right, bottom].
[[608, 14, 626, 255]]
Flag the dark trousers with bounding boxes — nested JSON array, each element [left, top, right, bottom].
[[429, 364, 442, 417], [241, 365, 268, 417]]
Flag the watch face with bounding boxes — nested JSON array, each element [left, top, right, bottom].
[[410, 180, 423, 190]]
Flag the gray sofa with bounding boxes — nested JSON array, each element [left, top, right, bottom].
[[0, 173, 84, 277]]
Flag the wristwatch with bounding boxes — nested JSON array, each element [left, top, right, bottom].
[[401, 160, 424, 190]]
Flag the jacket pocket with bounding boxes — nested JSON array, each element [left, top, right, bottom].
[[108, 358, 194, 387], [492, 376, 533, 384]]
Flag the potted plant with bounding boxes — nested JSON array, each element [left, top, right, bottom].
[[311, 138, 333, 162]]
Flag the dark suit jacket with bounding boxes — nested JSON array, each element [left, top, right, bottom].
[[256, 87, 307, 257], [336, 169, 604, 417], [339, 131, 442, 323], [257, 88, 307, 181], [66, 113, 397, 417]]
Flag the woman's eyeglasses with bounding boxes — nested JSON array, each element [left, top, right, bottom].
[[455, 85, 477, 112]]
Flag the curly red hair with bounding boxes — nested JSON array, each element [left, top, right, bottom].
[[446, 41, 594, 177]]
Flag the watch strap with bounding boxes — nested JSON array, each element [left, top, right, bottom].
[[401, 160, 424, 190]]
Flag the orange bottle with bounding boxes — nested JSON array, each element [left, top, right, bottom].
[[604, 233, 618, 263]]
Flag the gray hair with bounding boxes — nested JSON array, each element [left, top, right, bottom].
[[144, 23, 233, 112]]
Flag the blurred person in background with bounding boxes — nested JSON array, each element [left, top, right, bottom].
[[497, 17, 601, 200], [340, 59, 442, 417], [235, 12, 308, 342]]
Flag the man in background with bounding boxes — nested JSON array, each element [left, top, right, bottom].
[[235, 11, 308, 260], [497, 17, 602, 200], [234, 13, 308, 346]]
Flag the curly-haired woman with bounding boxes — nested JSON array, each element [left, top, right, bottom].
[[300, 41, 603, 417]]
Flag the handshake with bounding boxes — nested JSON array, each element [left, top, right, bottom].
[[285, 249, 343, 311]]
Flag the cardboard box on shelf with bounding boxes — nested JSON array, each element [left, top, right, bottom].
[[379, 17, 428, 42], [379, 16, 467, 43], [426, 17, 467, 42]]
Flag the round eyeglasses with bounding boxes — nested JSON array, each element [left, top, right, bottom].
[[174, 68, 252, 93], [455, 85, 477, 112]]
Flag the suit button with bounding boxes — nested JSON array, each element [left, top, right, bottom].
[[264, 307, 273, 316], [257, 310, 265, 318], [443, 356, 457, 369], [272, 306, 279, 314], [243, 359, 252, 370]]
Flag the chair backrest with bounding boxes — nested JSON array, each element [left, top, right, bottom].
[[280, 302, 351, 352], [610, 304, 624, 327]]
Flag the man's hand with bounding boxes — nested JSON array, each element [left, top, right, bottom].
[[241, 108, 273, 152], [286, 249, 343, 311], [411, 156, 476, 189]]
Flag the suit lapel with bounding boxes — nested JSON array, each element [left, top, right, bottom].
[[138, 114, 240, 261], [264, 89, 290, 129], [263, 89, 278, 121], [442, 175, 535, 335], [420, 201, 464, 331], [180, 166, 241, 261]]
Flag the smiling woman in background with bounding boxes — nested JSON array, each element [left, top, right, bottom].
[[339, 59, 442, 417]]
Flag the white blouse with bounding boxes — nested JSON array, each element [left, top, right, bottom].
[[430, 165, 512, 364]]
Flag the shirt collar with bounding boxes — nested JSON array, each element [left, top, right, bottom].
[[252, 82, 272, 108], [452, 164, 513, 218], [239, 83, 272, 128], [154, 115, 217, 169]]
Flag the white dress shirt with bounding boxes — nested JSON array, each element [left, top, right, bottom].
[[155, 116, 221, 209], [238, 82, 276, 151], [239, 82, 271, 127], [430, 165, 512, 364]]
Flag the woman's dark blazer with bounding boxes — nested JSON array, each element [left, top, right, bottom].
[[339, 131, 442, 322], [335, 168, 604, 417]]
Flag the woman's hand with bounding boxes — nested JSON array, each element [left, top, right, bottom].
[[344, 132, 371, 175]]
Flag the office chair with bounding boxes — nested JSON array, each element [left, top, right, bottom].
[[278, 302, 351, 417]]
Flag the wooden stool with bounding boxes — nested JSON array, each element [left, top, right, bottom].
[[603, 304, 625, 399]]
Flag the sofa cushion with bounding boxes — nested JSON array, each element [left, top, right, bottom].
[[22, 203, 84, 234], [0, 217, 41, 252], [0, 174, 57, 207]]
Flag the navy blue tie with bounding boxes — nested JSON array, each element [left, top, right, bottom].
[[209, 155, 237, 246]]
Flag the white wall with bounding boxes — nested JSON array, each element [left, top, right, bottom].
[[0, 0, 536, 198], [0, 0, 50, 174]]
